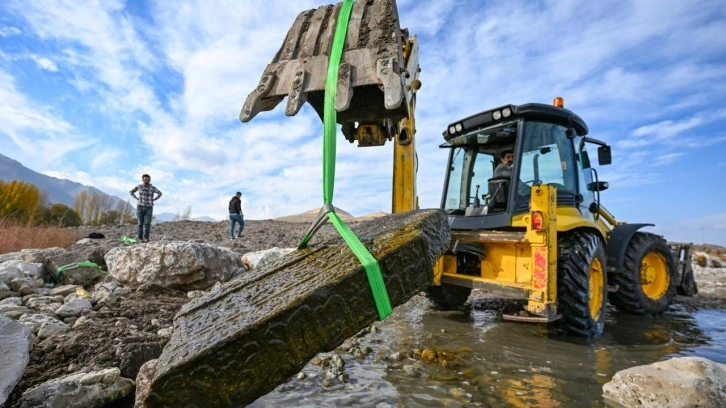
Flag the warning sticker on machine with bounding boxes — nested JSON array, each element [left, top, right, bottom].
[[533, 247, 547, 289]]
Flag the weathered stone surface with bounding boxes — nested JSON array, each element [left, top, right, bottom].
[[241, 247, 296, 271], [12, 248, 78, 270], [18, 313, 63, 336], [0, 282, 13, 301], [144, 209, 449, 407], [134, 359, 158, 408], [0, 261, 45, 280], [602, 356, 726, 407], [44, 260, 105, 287], [0, 316, 33, 406], [0, 265, 24, 284], [55, 298, 93, 318], [24, 296, 64, 315], [9, 277, 42, 292], [37, 319, 71, 340], [0, 297, 21, 306], [48, 284, 80, 297], [0, 303, 31, 319], [1, 248, 104, 286], [105, 241, 245, 290], [17, 367, 135, 408]]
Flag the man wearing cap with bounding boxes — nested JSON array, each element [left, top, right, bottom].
[[228, 192, 244, 240]]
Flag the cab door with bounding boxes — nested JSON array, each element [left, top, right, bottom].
[[575, 136, 597, 221]]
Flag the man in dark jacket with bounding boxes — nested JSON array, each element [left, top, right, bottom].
[[228, 192, 244, 239]]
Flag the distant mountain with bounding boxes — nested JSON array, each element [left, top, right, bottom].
[[152, 212, 219, 224], [152, 212, 177, 224], [273, 207, 358, 223], [357, 211, 389, 220], [0, 153, 126, 208], [193, 216, 218, 222]]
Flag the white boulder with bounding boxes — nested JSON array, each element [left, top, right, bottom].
[[241, 247, 296, 271], [105, 241, 245, 290], [603, 356, 726, 407], [0, 316, 33, 405]]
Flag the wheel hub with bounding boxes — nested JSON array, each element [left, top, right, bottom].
[[641, 265, 657, 285], [639, 252, 669, 299]]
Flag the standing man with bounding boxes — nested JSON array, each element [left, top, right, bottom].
[[228, 192, 244, 240], [130, 174, 162, 243]]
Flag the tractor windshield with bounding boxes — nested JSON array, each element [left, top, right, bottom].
[[513, 121, 577, 210], [441, 120, 577, 215], [441, 123, 516, 212]]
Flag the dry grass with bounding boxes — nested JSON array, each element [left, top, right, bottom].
[[0, 220, 81, 255]]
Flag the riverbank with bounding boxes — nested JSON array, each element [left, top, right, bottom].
[[1, 219, 724, 406]]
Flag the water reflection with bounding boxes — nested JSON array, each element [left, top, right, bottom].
[[251, 295, 726, 407]]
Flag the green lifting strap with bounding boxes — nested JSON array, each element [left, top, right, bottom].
[[54, 260, 107, 282], [120, 235, 139, 244], [298, 0, 392, 320]]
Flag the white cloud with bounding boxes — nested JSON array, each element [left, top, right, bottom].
[[1, 0, 725, 246], [29, 55, 58, 71], [618, 109, 726, 149], [653, 153, 682, 166], [0, 70, 88, 161], [0, 26, 21, 37]]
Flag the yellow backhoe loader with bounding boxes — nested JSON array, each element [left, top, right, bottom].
[[241, 0, 696, 336]]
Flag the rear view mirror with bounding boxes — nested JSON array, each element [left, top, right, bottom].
[[598, 146, 612, 165], [587, 181, 609, 192]]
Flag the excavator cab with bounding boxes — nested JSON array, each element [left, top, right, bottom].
[[440, 102, 603, 230], [440, 124, 518, 218]]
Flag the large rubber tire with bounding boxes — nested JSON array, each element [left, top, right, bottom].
[[609, 232, 677, 315], [557, 231, 608, 337], [426, 284, 472, 309]]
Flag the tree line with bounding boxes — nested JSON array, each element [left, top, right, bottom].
[[0, 180, 135, 227]]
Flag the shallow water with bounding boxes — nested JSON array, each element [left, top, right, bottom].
[[251, 293, 726, 407]]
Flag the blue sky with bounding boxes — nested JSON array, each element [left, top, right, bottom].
[[1, 0, 725, 245]]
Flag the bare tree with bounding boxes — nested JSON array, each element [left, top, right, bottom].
[[74, 190, 126, 225], [73, 190, 89, 224], [115, 199, 135, 224], [174, 206, 192, 221]]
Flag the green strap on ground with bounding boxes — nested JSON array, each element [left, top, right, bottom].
[[120, 235, 138, 244], [298, 0, 392, 320], [54, 260, 107, 282]]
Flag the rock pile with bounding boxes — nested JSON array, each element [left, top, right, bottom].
[[0, 240, 247, 407]]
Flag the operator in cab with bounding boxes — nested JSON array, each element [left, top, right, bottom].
[[493, 149, 513, 178]]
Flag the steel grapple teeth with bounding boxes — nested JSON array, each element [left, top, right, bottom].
[[240, 0, 409, 128]]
